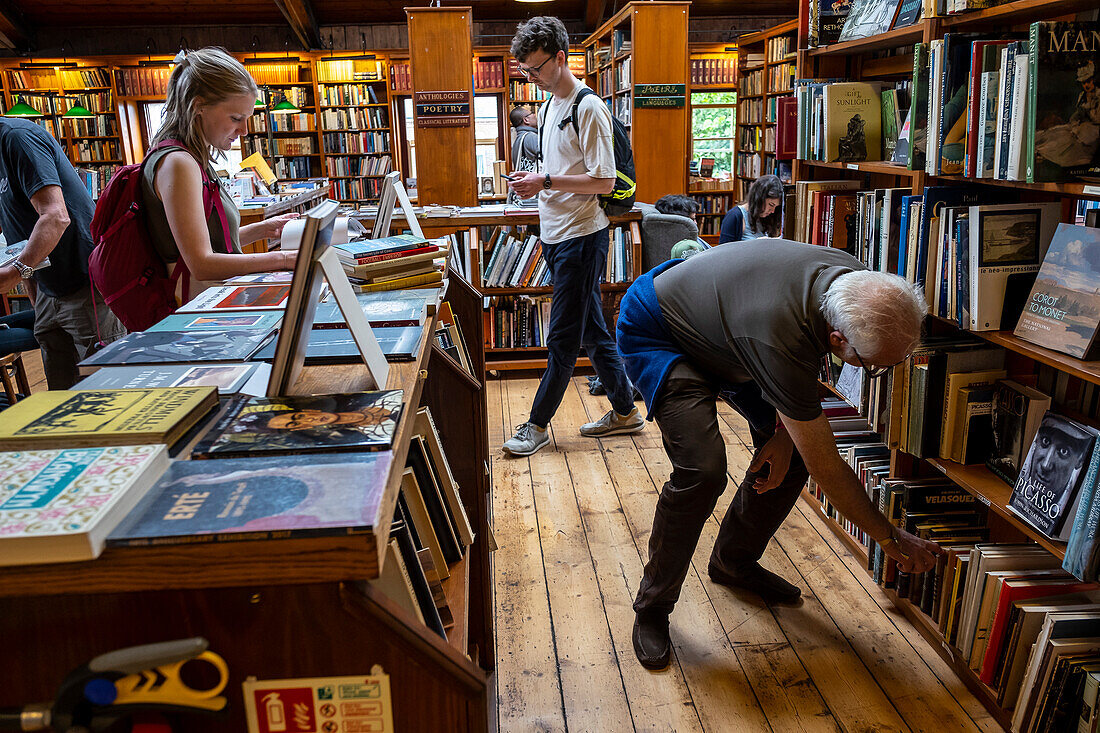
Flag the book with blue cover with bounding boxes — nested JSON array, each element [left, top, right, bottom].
[[252, 326, 421, 363], [79, 328, 278, 370], [106, 452, 394, 546], [146, 311, 284, 333], [333, 234, 428, 260], [312, 296, 426, 329]]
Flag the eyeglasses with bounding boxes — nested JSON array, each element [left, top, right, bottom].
[[852, 346, 902, 379], [518, 54, 554, 79]]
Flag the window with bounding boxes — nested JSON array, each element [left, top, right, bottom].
[[691, 92, 736, 179], [141, 101, 243, 173], [401, 97, 417, 187], [474, 95, 502, 180]]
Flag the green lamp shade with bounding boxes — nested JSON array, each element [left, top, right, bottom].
[[254, 97, 266, 109], [62, 104, 95, 118], [269, 98, 301, 114], [4, 99, 42, 117]]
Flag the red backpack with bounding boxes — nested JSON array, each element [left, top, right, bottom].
[[88, 139, 231, 332]]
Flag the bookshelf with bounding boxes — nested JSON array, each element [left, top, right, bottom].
[[3, 61, 126, 199], [241, 56, 320, 183], [314, 55, 394, 206], [735, 19, 797, 199], [793, 3, 1100, 728], [687, 44, 738, 242], [583, 1, 690, 205]]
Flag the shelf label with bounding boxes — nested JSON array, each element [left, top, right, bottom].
[[847, 163, 860, 170], [975, 493, 990, 507], [635, 96, 685, 108], [414, 91, 470, 128], [1084, 185, 1100, 196], [634, 83, 685, 97]]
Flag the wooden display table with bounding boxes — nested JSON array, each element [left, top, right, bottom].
[[0, 276, 492, 732]]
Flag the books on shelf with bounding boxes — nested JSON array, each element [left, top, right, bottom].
[[107, 452, 394, 547], [0, 387, 218, 450], [114, 66, 170, 97], [987, 379, 1052, 486], [808, 0, 851, 47], [191, 390, 404, 459], [838, 0, 902, 43], [690, 57, 736, 86]]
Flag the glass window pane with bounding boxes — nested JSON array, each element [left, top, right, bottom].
[[692, 107, 734, 140], [691, 91, 737, 105], [403, 97, 417, 180]]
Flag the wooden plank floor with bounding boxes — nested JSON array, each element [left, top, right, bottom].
[[490, 375, 1001, 733]]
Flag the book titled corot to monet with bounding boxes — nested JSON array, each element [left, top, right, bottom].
[[0, 388, 219, 450], [191, 390, 404, 459], [107, 452, 394, 547]]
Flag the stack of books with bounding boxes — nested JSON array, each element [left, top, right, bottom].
[[333, 233, 446, 293]]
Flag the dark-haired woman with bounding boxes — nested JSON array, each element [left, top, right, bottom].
[[718, 174, 784, 243]]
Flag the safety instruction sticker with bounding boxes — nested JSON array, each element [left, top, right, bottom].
[[242, 666, 393, 733]]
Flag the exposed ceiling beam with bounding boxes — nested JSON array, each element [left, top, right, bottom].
[[584, 0, 608, 33], [0, 0, 31, 50], [272, 0, 320, 50]]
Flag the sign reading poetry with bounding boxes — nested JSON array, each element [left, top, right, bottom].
[[415, 91, 471, 128], [633, 83, 686, 108]]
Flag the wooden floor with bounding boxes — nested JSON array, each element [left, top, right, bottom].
[[489, 375, 1001, 733]]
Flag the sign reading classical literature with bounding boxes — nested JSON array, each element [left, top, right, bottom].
[[633, 83, 686, 108], [242, 668, 394, 733], [415, 91, 470, 127]]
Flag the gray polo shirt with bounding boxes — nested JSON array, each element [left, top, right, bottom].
[[653, 238, 865, 420]]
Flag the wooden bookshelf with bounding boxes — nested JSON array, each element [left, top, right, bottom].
[[794, 2, 1100, 727], [240, 57, 320, 183], [735, 19, 797, 199], [583, 1, 690, 205]]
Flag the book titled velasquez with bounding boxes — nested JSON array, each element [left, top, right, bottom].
[[1008, 411, 1098, 540]]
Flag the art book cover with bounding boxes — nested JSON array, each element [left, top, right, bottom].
[[79, 329, 277, 369], [253, 326, 421, 364], [1014, 224, 1100, 359], [312, 297, 426, 329], [106, 452, 394, 546], [1027, 22, 1100, 182], [176, 284, 291, 313], [1008, 411, 1097, 539], [838, 0, 901, 43], [145, 311, 283, 334], [191, 390, 404, 458], [988, 380, 1052, 485], [823, 83, 883, 162], [74, 363, 263, 395], [817, 0, 853, 46], [222, 271, 294, 284], [0, 445, 168, 565], [0, 388, 218, 450], [333, 234, 428, 261]]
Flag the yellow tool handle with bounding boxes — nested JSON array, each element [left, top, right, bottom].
[[112, 651, 229, 712]]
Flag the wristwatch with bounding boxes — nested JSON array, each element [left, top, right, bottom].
[[543, 173, 552, 190], [10, 259, 33, 279]]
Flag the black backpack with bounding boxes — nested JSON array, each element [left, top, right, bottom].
[[539, 87, 636, 216]]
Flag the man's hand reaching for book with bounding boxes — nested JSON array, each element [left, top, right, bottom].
[[880, 528, 941, 574]]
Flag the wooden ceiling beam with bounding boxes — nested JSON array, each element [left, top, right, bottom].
[[0, 0, 31, 50], [584, 0, 608, 33], [272, 0, 320, 50]]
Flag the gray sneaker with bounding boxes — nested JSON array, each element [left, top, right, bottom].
[[580, 407, 645, 437], [503, 422, 550, 456]]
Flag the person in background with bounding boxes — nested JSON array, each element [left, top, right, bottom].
[[508, 106, 540, 208], [0, 113, 127, 389], [145, 47, 298, 301], [502, 16, 642, 456], [615, 238, 940, 670], [719, 173, 784, 243]]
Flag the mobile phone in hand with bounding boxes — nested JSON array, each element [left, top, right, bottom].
[[500, 173, 517, 181]]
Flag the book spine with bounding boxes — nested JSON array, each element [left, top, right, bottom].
[[1064, 444, 1100, 580], [1025, 23, 1038, 183]]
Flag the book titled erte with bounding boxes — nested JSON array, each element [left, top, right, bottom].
[[107, 452, 394, 546], [78, 328, 277, 371], [0, 387, 219, 450], [0, 445, 168, 565], [191, 390, 404, 458]]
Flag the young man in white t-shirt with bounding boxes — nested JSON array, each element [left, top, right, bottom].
[[503, 16, 642, 456]]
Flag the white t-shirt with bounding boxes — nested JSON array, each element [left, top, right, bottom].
[[536, 79, 615, 244]]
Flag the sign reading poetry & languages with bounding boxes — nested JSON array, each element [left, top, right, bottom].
[[415, 91, 471, 127], [633, 83, 686, 108]]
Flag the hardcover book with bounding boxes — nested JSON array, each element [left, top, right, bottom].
[[252, 326, 421, 364], [333, 234, 429, 261], [145, 310, 283, 333], [175, 283, 291, 313], [312, 296, 426, 329], [987, 380, 1052, 485], [1027, 21, 1100, 183], [107, 452, 394, 546], [1014, 224, 1100, 359], [0, 445, 168, 565], [0, 387, 218, 450], [1008, 412, 1098, 540], [191, 390, 404, 458], [74, 363, 264, 395], [823, 83, 883, 163], [838, 0, 901, 43], [78, 328, 277, 371]]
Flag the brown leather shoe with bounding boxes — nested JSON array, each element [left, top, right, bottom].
[[709, 561, 802, 604], [632, 611, 671, 670]]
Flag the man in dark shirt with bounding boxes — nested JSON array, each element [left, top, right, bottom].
[[0, 118, 125, 389], [615, 238, 941, 670]]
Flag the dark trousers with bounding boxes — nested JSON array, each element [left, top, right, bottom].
[[634, 361, 810, 616], [529, 226, 633, 427]]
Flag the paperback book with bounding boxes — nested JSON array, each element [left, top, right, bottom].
[[145, 310, 283, 334], [823, 83, 883, 163], [987, 380, 1052, 485], [0, 445, 168, 565], [312, 295, 427, 329], [1008, 411, 1098, 540], [191, 390, 404, 458], [73, 363, 265, 395], [0, 388, 218, 450], [175, 283, 291, 313], [107, 452, 394, 546], [252, 325, 421, 364], [78, 328, 277, 371]]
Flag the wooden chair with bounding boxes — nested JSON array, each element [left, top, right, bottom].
[[0, 351, 30, 405]]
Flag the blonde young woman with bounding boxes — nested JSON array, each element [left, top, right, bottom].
[[143, 47, 297, 297]]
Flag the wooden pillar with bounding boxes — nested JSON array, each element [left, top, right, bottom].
[[631, 2, 690, 203], [406, 7, 476, 207]]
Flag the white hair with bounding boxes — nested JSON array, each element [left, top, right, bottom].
[[820, 270, 926, 356]]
